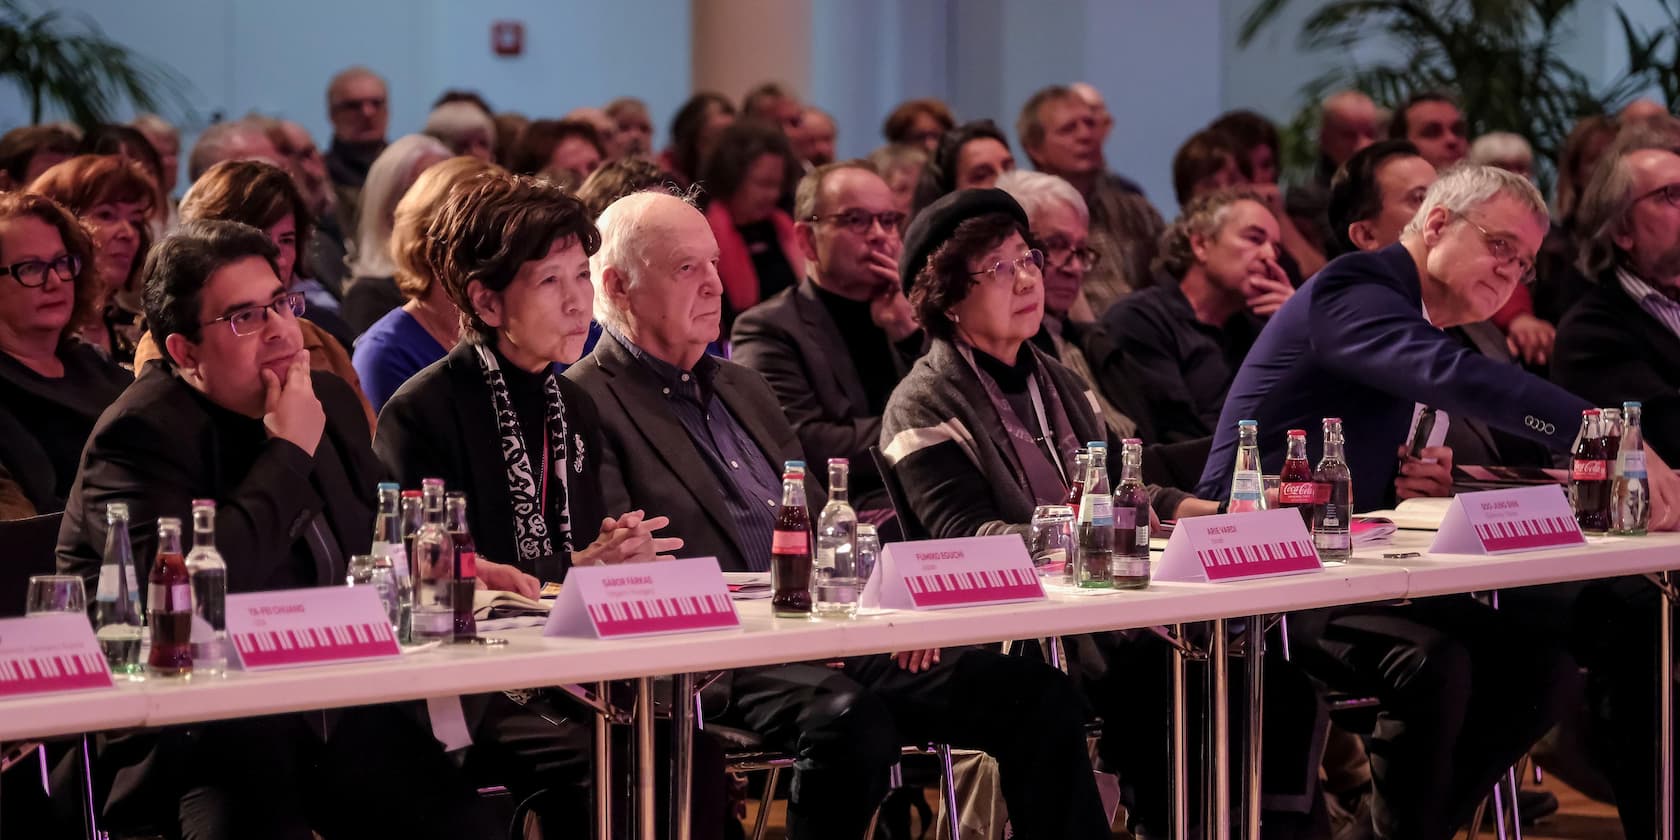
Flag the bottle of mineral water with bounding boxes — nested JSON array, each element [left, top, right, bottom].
[[371, 483, 411, 639], [1312, 419, 1353, 560], [1612, 401, 1651, 536], [410, 479, 456, 640], [814, 458, 860, 619], [1229, 420, 1267, 513], [95, 502, 145, 680], [184, 499, 227, 676], [1076, 441, 1115, 589]]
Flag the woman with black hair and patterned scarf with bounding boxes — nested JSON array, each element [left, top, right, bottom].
[[373, 170, 728, 838]]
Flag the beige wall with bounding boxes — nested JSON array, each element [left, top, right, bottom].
[[692, 0, 812, 103]]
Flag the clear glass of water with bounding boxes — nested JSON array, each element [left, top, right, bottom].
[[1029, 505, 1076, 580], [855, 524, 880, 594], [26, 575, 88, 617], [348, 554, 400, 632]]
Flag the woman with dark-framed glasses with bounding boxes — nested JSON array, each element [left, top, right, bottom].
[[0, 191, 131, 513]]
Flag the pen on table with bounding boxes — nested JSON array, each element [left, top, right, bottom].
[[1382, 551, 1421, 559]]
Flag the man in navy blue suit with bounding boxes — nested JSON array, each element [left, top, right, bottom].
[[1196, 163, 1680, 521]]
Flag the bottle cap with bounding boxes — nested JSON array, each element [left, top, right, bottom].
[[191, 498, 215, 508], [1323, 417, 1342, 424], [377, 482, 399, 492], [106, 502, 129, 519], [1122, 438, 1142, 445], [422, 477, 445, 488], [1238, 419, 1257, 427], [828, 457, 848, 467], [1583, 408, 1601, 416], [784, 460, 805, 470], [401, 490, 422, 498], [1625, 401, 1642, 410], [1086, 440, 1106, 448], [1288, 429, 1306, 437]]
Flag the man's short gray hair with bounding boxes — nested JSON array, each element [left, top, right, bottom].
[[994, 169, 1089, 229], [590, 190, 699, 329], [1402, 163, 1548, 237], [1575, 119, 1680, 277], [188, 118, 269, 182], [424, 101, 496, 156]]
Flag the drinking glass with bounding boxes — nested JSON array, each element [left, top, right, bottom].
[[1029, 505, 1076, 579], [855, 524, 881, 588], [347, 554, 400, 631], [26, 575, 87, 616]]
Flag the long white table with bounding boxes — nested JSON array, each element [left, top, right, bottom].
[[4, 532, 1678, 840]]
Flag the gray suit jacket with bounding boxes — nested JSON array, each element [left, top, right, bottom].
[[565, 331, 825, 573]]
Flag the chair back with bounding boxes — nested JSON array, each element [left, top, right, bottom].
[[0, 512, 65, 617], [868, 445, 927, 541]]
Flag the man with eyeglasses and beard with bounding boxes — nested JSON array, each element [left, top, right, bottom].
[[57, 220, 496, 839], [732, 160, 920, 515]]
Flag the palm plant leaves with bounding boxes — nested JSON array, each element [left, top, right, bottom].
[[0, 0, 190, 126]]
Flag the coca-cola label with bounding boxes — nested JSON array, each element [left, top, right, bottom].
[[771, 530, 808, 554], [1279, 482, 1317, 505], [458, 551, 477, 578], [1571, 459, 1608, 481], [1623, 451, 1648, 478], [148, 583, 189, 611]]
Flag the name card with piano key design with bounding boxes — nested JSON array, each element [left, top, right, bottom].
[[545, 556, 740, 639], [860, 535, 1044, 611], [1154, 508, 1323, 583], [0, 613, 112, 698], [226, 586, 400, 670], [1429, 485, 1586, 555]]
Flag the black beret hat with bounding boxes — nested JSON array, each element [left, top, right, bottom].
[[898, 188, 1030, 293]]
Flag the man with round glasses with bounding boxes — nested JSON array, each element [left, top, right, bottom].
[[733, 160, 921, 514]]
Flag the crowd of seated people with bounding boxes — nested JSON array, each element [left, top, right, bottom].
[[3, 63, 1680, 840]]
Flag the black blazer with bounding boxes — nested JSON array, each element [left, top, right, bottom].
[[57, 365, 382, 594], [0, 341, 131, 511], [731, 280, 919, 507], [373, 342, 607, 581], [566, 332, 825, 573], [1553, 271, 1680, 460]]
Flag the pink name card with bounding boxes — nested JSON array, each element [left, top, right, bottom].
[[0, 613, 112, 698], [1155, 509, 1323, 583], [861, 535, 1045, 611], [1429, 485, 1586, 555], [226, 586, 400, 670], [545, 556, 740, 639]]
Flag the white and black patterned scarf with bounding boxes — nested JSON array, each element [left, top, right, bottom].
[[473, 344, 575, 564]]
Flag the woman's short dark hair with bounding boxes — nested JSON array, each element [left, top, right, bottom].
[[1327, 139, 1422, 254], [912, 120, 1010, 216], [506, 119, 606, 177], [142, 220, 281, 363], [0, 125, 78, 186], [0, 191, 101, 337], [1172, 129, 1242, 208], [909, 212, 1028, 341], [1208, 110, 1280, 180], [179, 160, 313, 279], [697, 118, 796, 205], [882, 98, 955, 145], [668, 92, 735, 182], [80, 124, 166, 196], [576, 157, 677, 219], [425, 172, 602, 343]]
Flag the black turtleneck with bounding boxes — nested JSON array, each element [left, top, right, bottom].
[[971, 344, 1043, 437], [812, 284, 899, 413], [325, 138, 386, 189]]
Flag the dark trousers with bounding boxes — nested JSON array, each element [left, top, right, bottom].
[[132, 705, 499, 840], [1078, 631, 1329, 840], [723, 647, 1112, 840], [1499, 578, 1670, 839], [1287, 596, 1581, 840], [464, 690, 730, 840]]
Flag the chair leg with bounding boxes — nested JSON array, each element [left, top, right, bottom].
[[936, 743, 960, 840], [751, 766, 780, 840], [1491, 780, 1509, 840], [81, 733, 104, 840], [1504, 766, 1524, 840]]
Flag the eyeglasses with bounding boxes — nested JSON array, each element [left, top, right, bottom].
[[0, 254, 80, 288], [969, 249, 1045, 285], [1038, 236, 1101, 269], [1633, 182, 1680, 210], [1458, 215, 1535, 284], [203, 292, 305, 337], [806, 209, 907, 235]]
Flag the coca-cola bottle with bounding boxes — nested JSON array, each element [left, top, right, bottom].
[[1064, 448, 1089, 508], [146, 517, 193, 678], [771, 461, 813, 618], [1278, 430, 1315, 527], [1228, 420, 1267, 513], [1312, 419, 1353, 560], [1612, 401, 1651, 536], [1570, 409, 1612, 534], [1112, 439, 1151, 589], [1076, 441, 1115, 589], [445, 491, 478, 639]]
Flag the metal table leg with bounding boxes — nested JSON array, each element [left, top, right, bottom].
[[1662, 570, 1674, 840], [82, 733, 104, 840], [594, 681, 613, 840], [1172, 623, 1189, 840], [670, 672, 695, 840], [1244, 615, 1265, 840], [1209, 618, 1230, 840], [635, 677, 655, 840]]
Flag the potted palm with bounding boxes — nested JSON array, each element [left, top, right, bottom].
[[0, 0, 188, 126]]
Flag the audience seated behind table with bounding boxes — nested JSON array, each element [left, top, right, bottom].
[[55, 219, 500, 839], [569, 187, 1116, 840], [341, 134, 450, 335], [0, 124, 79, 191], [0, 192, 131, 514], [30, 154, 159, 366], [909, 118, 1016, 216], [505, 117, 606, 189], [260, 114, 352, 297], [351, 155, 498, 412], [322, 65, 391, 230], [130, 159, 375, 427], [371, 172, 729, 839]]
